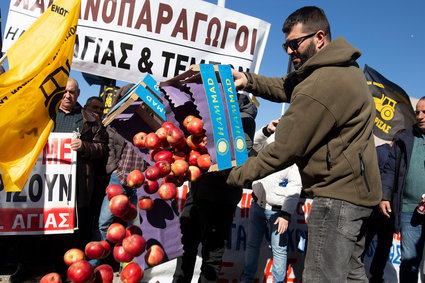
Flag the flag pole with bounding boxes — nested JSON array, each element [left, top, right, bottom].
[[0, 54, 6, 65]]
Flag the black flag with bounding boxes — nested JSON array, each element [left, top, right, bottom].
[[364, 65, 416, 141]]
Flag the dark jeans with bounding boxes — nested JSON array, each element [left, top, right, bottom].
[[303, 197, 373, 283], [172, 193, 236, 283], [363, 206, 394, 283]]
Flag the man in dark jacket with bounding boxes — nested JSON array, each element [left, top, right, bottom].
[[172, 93, 257, 283], [379, 97, 425, 283], [226, 6, 381, 282]]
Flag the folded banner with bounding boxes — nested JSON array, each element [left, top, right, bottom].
[[364, 65, 416, 141], [0, 0, 80, 191]]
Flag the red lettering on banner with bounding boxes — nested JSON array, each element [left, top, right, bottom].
[[286, 258, 298, 282], [43, 138, 72, 165], [394, 232, 401, 241], [263, 259, 273, 283], [239, 192, 252, 218], [176, 184, 189, 212], [296, 201, 311, 224], [0, 207, 74, 232]]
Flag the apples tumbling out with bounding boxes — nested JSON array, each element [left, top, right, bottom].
[[120, 262, 144, 283], [67, 260, 94, 283], [126, 169, 145, 188], [145, 244, 165, 266]]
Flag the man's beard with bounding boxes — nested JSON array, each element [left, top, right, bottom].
[[292, 40, 317, 70]]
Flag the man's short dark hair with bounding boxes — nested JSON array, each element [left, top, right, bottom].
[[85, 96, 104, 107], [282, 6, 331, 41]]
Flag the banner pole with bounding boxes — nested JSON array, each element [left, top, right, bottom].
[[0, 54, 6, 65]]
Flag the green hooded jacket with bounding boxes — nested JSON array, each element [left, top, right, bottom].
[[227, 37, 381, 207]]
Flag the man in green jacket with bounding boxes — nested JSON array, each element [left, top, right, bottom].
[[227, 6, 381, 282]]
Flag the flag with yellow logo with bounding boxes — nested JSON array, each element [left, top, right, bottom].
[[364, 65, 416, 141], [0, 0, 80, 191]]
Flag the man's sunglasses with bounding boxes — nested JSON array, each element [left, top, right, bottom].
[[415, 110, 425, 115], [282, 32, 317, 52]]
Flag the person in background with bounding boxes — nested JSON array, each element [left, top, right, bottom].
[[362, 142, 395, 283], [379, 97, 425, 282], [172, 93, 257, 283], [226, 6, 381, 282], [241, 119, 302, 283]]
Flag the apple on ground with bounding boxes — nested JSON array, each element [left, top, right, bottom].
[[120, 203, 138, 222], [99, 240, 111, 259], [126, 225, 143, 237], [144, 165, 161, 181], [158, 182, 177, 200], [138, 196, 154, 210], [197, 154, 212, 170], [145, 245, 165, 266], [126, 170, 145, 188], [40, 272, 61, 283], [122, 234, 146, 256], [94, 264, 114, 283], [109, 194, 130, 217], [188, 166, 201, 182], [187, 117, 205, 136], [63, 248, 85, 266], [113, 244, 134, 263], [171, 159, 189, 176], [106, 222, 126, 243], [153, 150, 174, 164], [144, 132, 161, 149], [85, 241, 105, 260], [155, 160, 171, 177], [166, 127, 185, 145], [120, 262, 144, 283], [161, 121, 175, 131], [133, 132, 147, 148], [67, 260, 94, 283]]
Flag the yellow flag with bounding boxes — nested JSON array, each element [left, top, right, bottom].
[[0, 0, 80, 191]]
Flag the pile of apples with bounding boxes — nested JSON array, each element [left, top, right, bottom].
[[130, 115, 211, 210]]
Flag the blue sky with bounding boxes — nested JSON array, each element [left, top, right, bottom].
[[1, 0, 424, 130]]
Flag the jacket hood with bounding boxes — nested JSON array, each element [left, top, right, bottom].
[[294, 37, 361, 81]]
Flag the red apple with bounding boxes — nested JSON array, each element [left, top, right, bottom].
[[126, 225, 143, 237], [153, 150, 174, 164], [143, 179, 159, 194], [105, 184, 124, 200], [161, 121, 175, 131], [198, 136, 208, 153], [63, 248, 85, 266], [94, 264, 113, 283], [99, 241, 111, 259], [133, 132, 147, 148], [171, 138, 188, 150], [188, 150, 201, 166], [183, 115, 196, 128], [145, 245, 165, 267], [85, 241, 105, 260], [173, 150, 187, 161], [155, 160, 171, 177], [171, 159, 189, 176], [144, 132, 161, 149], [186, 135, 201, 150], [109, 195, 130, 217], [40, 272, 61, 283], [67, 260, 94, 283], [149, 148, 161, 162], [120, 262, 144, 283], [126, 169, 145, 188], [187, 117, 204, 136], [113, 244, 134, 263], [155, 127, 168, 142], [106, 222, 126, 243], [197, 154, 211, 170], [188, 166, 201, 182], [121, 203, 138, 222], [166, 127, 184, 145], [158, 182, 177, 200], [138, 196, 154, 210], [122, 234, 146, 256], [144, 165, 161, 181], [162, 174, 178, 185]]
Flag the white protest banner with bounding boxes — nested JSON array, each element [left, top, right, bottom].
[[3, 0, 270, 83], [0, 133, 77, 235]]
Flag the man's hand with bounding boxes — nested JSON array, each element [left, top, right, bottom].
[[274, 217, 289, 234], [267, 119, 280, 134], [379, 200, 392, 218], [232, 69, 248, 90], [71, 138, 83, 151]]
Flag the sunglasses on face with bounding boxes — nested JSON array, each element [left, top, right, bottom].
[[415, 110, 425, 115], [282, 32, 317, 52]]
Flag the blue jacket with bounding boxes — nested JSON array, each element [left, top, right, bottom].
[[380, 125, 422, 232]]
